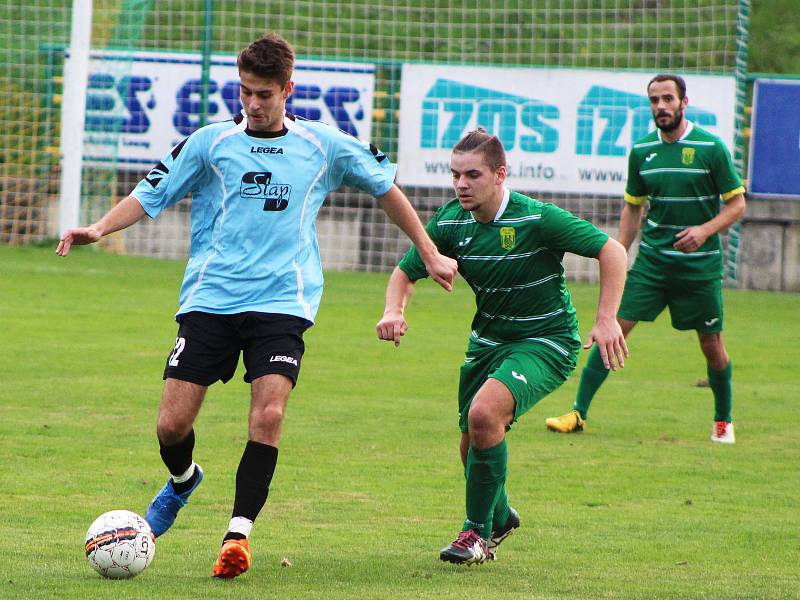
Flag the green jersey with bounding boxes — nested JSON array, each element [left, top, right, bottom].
[[399, 189, 609, 355], [625, 122, 744, 280]]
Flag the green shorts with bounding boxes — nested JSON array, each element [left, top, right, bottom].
[[457, 338, 580, 433], [618, 268, 724, 333]]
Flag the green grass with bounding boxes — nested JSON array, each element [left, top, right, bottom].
[[0, 245, 797, 599]]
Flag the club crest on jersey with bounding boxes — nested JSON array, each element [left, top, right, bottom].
[[240, 171, 292, 211], [682, 147, 695, 165], [500, 227, 516, 250]]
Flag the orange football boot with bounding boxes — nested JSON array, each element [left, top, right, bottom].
[[212, 538, 252, 579]]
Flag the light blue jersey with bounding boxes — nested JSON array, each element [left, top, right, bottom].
[[132, 112, 396, 322]]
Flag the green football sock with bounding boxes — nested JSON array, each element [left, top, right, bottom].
[[464, 440, 507, 539], [463, 462, 510, 532], [708, 361, 733, 422], [572, 345, 610, 419], [492, 486, 510, 533]]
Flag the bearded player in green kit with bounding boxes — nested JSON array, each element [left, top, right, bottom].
[[546, 74, 746, 444], [377, 129, 628, 564]]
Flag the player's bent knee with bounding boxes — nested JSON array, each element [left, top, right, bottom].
[[156, 419, 193, 445], [698, 334, 727, 366], [252, 402, 286, 428], [467, 403, 502, 436]]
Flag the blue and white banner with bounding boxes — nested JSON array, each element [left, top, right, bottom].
[[748, 79, 800, 198], [67, 50, 376, 169], [397, 64, 735, 194]]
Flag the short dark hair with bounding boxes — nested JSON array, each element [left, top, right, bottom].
[[647, 74, 687, 100], [237, 32, 295, 87], [452, 128, 506, 171]]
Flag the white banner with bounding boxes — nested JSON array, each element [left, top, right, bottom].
[[397, 64, 735, 194], [68, 50, 376, 169]]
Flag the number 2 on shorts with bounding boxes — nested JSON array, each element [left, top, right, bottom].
[[168, 337, 186, 367]]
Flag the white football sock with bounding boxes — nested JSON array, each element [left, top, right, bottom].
[[172, 462, 196, 484], [227, 516, 253, 538]]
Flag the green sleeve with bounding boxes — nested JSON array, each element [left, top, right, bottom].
[[397, 210, 449, 281], [539, 203, 609, 258], [397, 245, 427, 281], [711, 140, 744, 197], [624, 149, 647, 199]]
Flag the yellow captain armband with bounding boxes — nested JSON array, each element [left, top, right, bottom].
[[624, 192, 648, 206], [721, 186, 745, 202]]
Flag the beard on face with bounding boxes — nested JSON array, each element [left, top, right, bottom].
[[654, 107, 684, 132]]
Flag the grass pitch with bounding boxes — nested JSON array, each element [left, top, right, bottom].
[[0, 245, 797, 599]]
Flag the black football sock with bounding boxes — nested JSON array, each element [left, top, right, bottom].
[[223, 441, 278, 541], [159, 429, 197, 494]]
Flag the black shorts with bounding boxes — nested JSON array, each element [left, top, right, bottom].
[[163, 311, 312, 386]]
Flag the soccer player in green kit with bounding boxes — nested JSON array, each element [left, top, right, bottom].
[[546, 74, 746, 444], [376, 129, 629, 564]]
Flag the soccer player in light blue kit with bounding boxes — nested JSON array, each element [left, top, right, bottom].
[[57, 32, 457, 578]]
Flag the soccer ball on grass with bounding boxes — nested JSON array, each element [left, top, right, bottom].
[[85, 510, 155, 579]]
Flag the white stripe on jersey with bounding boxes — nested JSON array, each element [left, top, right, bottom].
[[524, 337, 570, 357], [473, 273, 560, 293], [293, 158, 327, 321], [211, 114, 247, 150], [640, 241, 720, 257], [438, 218, 476, 226], [495, 214, 542, 224], [470, 331, 570, 357], [179, 118, 247, 312], [286, 117, 328, 321], [461, 248, 545, 261], [285, 115, 326, 155], [645, 219, 685, 230], [292, 259, 312, 320], [470, 331, 500, 346], [640, 167, 710, 176], [649, 194, 717, 203], [633, 140, 661, 149], [479, 308, 565, 322]]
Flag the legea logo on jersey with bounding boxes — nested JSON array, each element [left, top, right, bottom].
[[240, 172, 292, 211], [420, 80, 560, 153], [576, 86, 718, 157]]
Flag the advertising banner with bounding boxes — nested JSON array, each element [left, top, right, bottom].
[[67, 50, 376, 169], [398, 64, 735, 194], [748, 79, 800, 198]]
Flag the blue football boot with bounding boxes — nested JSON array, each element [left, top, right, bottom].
[[145, 464, 204, 537]]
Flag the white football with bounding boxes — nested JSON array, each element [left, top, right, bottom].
[[85, 510, 155, 579]]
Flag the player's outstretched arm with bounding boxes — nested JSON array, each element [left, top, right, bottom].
[[376, 267, 416, 347], [585, 238, 628, 371], [376, 185, 457, 292], [56, 195, 147, 256]]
